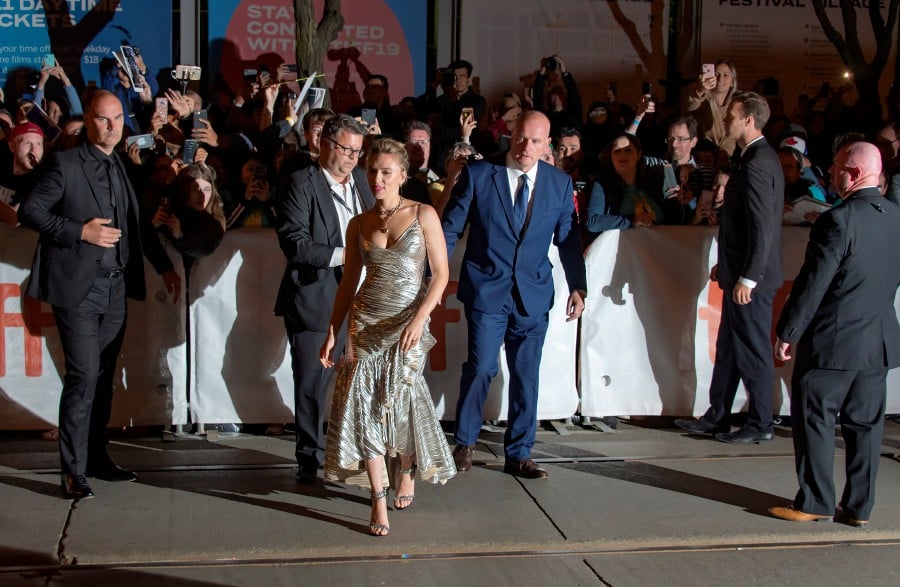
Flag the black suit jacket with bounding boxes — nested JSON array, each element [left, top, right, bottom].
[[776, 187, 900, 370], [18, 143, 173, 308], [274, 163, 374, 331], [717, 138, 784, 291]]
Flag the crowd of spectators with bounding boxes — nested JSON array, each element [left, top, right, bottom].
[[5, 51, 895, 250]]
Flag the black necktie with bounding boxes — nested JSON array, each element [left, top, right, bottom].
[[105, 158, 129, 266]]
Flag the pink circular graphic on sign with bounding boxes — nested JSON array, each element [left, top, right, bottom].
[[222, 0, 414, 106]]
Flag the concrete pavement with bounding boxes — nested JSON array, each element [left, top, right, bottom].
[[2, 419, 899, 586]]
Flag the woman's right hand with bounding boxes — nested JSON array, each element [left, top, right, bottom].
[[319, 331, 336, 368], [152, 206, 169, 228], [700, 74, 716, 92]]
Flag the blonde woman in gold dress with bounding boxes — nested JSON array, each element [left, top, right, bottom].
[[320, 137, 456, 537]]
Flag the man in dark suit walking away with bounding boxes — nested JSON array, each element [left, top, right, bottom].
[[769, 142, 900, 526], [18, 90, 180, 499], [674, 91, 783, 444], [275, 115, 374, 483], [442, 110, 587, 479]]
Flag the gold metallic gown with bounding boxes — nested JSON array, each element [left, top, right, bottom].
[[324, 217, 456, 486]]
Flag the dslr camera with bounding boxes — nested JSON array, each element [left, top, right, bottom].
[[544, 56, 558, 71], [440, 68, 457, 86]]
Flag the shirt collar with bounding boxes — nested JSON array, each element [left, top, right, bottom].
[[322, 167, 354, 192]]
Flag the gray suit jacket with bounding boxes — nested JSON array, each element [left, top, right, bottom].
[[274, 163, 374, 331]]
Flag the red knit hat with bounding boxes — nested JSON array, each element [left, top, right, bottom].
[[10, 122, 44, 140]]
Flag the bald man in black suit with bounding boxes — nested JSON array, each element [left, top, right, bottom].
[[19, 91, 180, 499], [769, 141, 900, 526]]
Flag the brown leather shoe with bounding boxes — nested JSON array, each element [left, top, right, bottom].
[[453, 444, 475, 472], [504, 458, 548, 479], [834, 508, 869, 527], [768, 506, 831, 522]]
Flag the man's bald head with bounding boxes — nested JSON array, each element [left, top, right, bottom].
[[832, 141, 882, 198], [509, 110, 551, 172]]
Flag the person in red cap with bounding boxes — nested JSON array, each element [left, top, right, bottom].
[[0, 122, 45, 225]]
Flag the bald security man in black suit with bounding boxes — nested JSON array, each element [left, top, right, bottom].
[[675, 91, 784, 444], [769, 141, 900, 527], [275, 115, 375, 483], [18, 90, 181, 500]]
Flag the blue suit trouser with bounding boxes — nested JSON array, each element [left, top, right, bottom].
[[454, 294, 549, 461]]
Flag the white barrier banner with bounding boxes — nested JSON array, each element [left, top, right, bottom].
[[15, 224, 899, 428], [188, 229, 579, 423], [580, 226, 900, 417], [0, 226, 189, 429]]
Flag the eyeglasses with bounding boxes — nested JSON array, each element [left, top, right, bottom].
[[327, 137, 364, 158], [666, 136, 693, 144], [408, 139, 430, 146]]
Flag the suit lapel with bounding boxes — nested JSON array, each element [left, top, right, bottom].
[[492, 165, 518, 234], [78, 144, 104, 213], [312, 167, 343, 246]]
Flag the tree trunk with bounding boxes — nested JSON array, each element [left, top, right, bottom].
[[294, 0, 344, 103]]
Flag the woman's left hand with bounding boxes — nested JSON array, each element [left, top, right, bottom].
[[399, 318, 425, 352]]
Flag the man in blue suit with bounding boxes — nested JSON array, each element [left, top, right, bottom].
[[442, 110, 587, 479]]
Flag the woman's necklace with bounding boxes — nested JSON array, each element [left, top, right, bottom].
[[377, 197, 404, 233]]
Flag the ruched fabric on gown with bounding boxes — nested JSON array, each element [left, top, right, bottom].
[[324, 217, 457, 487]]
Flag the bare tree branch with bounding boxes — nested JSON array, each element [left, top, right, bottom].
[[607, 1, 651, 68]]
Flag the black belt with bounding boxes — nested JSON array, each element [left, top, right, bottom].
[[99, 268, 124, 278]]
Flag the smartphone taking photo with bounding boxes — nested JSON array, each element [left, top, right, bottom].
[[155, 97, 168, 121], [182, 139, 199, 164], [361, 108, 376, 126], [126, 134, 155, 150], [662, 164, 679, 198], [192, 109, 208, 129]]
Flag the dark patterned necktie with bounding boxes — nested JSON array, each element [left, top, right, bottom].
[[514, 174, 529, 231]]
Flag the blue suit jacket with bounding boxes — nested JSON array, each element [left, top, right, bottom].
[[442, 159, 586, 316]]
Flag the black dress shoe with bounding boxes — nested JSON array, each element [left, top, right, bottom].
[[453, 444, 475, 472], [504, 459, 549, 479], [714, 425, 774, 444], [86, 462, 137, 482], [62, 474, 94, 499], [674, 418, 729, 435], [295, 462, 318, 484], [834, 507, 869, 527]]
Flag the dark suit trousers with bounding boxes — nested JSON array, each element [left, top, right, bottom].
[[53, 273, 127, 477], [703, 288, 775, 430], [791, 363, 886, 520], [285, 316, 346, 467], [455, 294, 549, 461]]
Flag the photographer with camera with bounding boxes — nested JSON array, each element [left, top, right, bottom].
[[418, 59, 486, 151], [401, 121, 441, 206], [532, 55, 583, 138], [348, 74, 400, 139]]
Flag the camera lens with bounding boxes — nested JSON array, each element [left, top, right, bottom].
[[546, 57, 557, 71]]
